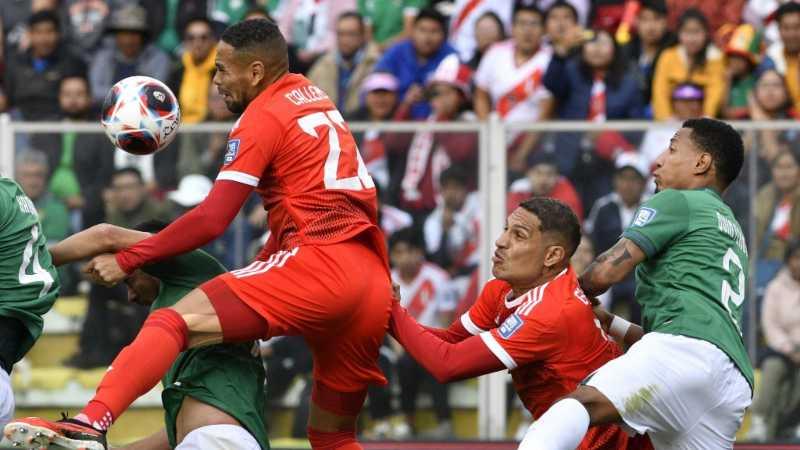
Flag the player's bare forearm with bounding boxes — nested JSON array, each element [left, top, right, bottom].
[[49, 224, 150, 266], [114, 428, 170, 450], [623, 324, 645, 348], [579, 238, 645, 297]]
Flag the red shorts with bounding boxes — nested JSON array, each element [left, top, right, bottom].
[[582, 424, 653, 450], [201, 235, 393, 393]]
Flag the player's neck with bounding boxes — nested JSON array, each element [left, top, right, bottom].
[[510, 267, 562, 298]]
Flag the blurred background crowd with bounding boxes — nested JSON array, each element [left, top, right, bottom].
[[3, 0, 800, 444]]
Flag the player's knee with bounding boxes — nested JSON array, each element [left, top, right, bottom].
[[143, 308, 189, 351], [567, 385, 620, 426], [306, 426, 359, 450]]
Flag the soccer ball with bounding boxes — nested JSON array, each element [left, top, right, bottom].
[[101, 76, 180, 155]]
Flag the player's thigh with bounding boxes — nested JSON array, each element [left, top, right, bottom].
[[176, 424, 260, 450], [585, 333, 722, 444], [0, 369, 14, 428], [674, 356, 751, 450], [169, 288, 224, 348]]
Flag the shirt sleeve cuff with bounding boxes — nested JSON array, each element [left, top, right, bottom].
[[461, 312, 486, 335], [622, 229, 656, 259], [479, 332, 517, 370], [217, 170, 260, 187]]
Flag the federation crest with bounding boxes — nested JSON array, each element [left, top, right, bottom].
[[633, 207, 657, 227], [498, 314, 524, 339], [224, 139, 240, 165]]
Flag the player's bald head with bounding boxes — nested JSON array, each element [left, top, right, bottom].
[[220, 18, 288, 74]]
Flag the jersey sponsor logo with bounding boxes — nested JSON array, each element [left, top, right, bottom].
[[224, 139, 240, 165], [633, 207, 657, 227], [498, 313, 524, 339]]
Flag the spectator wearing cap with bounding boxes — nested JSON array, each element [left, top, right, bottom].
[[373, 8, 457, 120], [350, 72, 400, 190], [651, 8, 725, 120], [3, 9, 87, 121], [308, 11, 380, 119], [167, 17, 217, 125], [167, 173, 213, 217], [584, 151, 649, 321], [448, 0, 512, 63], [762, 2, 800, 112], [506, 153, 584, 221], [640, 82, 704, 166], [385, 54, 477, 216], [723, 24, 762, 120], [620, 0, 671, 117], [88, 3, 171, 106]]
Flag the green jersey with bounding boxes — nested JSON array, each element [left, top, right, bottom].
[[142, 250, 268, 449], [358, 0, 427, 44], [0, 178, 59, 364], [622, 188, 754, 388]]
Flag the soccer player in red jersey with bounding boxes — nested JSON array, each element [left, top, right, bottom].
[[6, 19, 393, 450], [389, 198, 652, 450]]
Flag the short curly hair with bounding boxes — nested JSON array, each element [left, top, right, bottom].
[[518, 197, 581, 258], [682, 118, 744, 189], [220, 18, 287, 66]]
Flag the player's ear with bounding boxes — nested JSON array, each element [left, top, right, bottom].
[[694, 152, 713, 177], [544, 244, 565, 270], [249, 60, 266, 86]]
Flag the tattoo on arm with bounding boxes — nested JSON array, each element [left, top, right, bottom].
[[579, 240, 639, 297]]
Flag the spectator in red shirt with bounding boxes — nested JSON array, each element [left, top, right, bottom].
[[507, 154, 584, 221]]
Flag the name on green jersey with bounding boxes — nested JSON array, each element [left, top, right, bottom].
[[16, 195, 38, 217], [716, 211, 747, 256]]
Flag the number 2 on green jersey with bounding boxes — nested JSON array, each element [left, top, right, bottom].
[[721, 247, 744, 333]]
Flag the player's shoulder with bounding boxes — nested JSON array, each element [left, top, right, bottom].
[[518, 268, 582, 321], [481, 278, 512, 300]]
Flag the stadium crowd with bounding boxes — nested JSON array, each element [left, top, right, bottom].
[[2, 0, 800, 443]]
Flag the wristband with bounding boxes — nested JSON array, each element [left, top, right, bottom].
[[609, 315, 632, 339]]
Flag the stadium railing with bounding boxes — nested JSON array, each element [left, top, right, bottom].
[[1, 114, 799, 443]]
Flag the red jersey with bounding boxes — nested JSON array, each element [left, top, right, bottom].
[[217, 73, 378, 250], [461, 267, 620, 419]]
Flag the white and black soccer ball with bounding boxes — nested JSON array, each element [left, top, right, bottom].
[[101, 76, 180, 155]]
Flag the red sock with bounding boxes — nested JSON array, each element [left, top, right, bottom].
[[307, 427, 362, 450], [79, 309, 188, 429]]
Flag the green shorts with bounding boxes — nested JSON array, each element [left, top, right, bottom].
[[161, 342, 269, 449]]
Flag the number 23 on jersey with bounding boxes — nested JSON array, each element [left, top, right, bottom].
[[298, 110, 375, 191]]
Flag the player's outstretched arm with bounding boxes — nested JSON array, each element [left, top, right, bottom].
[[114, 428, 170, 450], [90, 180, 252, 284], [389, 302, 504, 383], [49, 224, 150, 267], [579, 237, 645, 297]]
